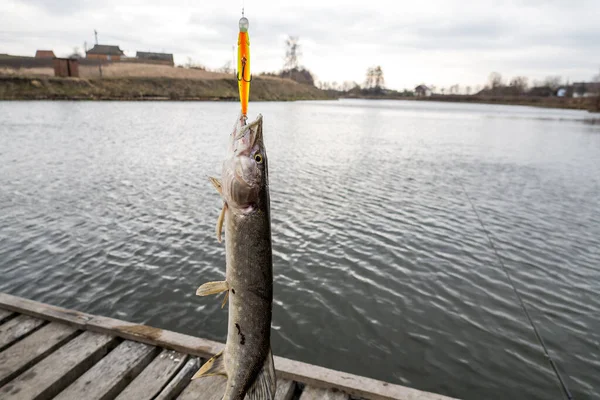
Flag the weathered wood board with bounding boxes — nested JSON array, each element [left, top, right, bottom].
[[0, 293, 222, 359], [0, 322, 78, 386], [0, 331, 118, 400], [300, 386, 350, 400], [177, 375, 226, 400], [0, 293, 458, 400], [0, 314, 45, 351], [0, 309, 15, 324], [154, 357, 200, 400], [275, 379, 297, 400], [115, 349, 188, 400], [54, 340, 158, 400]]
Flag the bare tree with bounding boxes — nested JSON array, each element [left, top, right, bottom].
[[509, 76, 528, 93], [466, 86, 472, 95], [364, 66, 384, 90], [488, 72, 503, 89], [373, 66, 385, 89], [544, 76, 562, 91], [69, 47, 83, 59], [488, 72, 503, 90], [317, 81, 330, 90], [342, 81, 359, 92], [186, 57, 205, 70], [218, 60, 233, 74], [594, 67, 600, 111], [364, 67, 374, 89], [284, 36, 301, 71]]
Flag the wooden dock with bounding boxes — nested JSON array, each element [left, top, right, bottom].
[[0, 293, 454, 400]]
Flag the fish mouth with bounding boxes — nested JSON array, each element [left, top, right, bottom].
[[234, 113, 263, 147]]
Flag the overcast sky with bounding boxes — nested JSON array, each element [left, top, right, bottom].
[[1, 0, 599, 89]]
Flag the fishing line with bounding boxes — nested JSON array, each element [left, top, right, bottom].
[[458, 180, 573, 400]]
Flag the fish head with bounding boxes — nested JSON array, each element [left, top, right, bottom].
[[222, 113, 268, 213]]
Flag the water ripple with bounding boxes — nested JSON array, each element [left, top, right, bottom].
[[1, 100, 599, 400]]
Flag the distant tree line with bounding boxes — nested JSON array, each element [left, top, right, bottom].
[[479, 72, 567, 96], [257, 35, 316, 86], [317, 66, 396, 96], [423, 70, 600, 98]]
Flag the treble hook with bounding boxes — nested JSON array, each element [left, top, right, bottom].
[[237, 57, 252, 83]]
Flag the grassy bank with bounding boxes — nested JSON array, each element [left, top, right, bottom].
[[413, 94, 599, 111], [2, 63, 598, 111], [0, 75, 333, 101], [344, 93, 600, 112]]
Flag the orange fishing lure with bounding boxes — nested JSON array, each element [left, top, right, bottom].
[[237, 17, 251, 116]]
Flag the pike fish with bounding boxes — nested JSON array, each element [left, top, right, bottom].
[[193, 114, 276, 400]]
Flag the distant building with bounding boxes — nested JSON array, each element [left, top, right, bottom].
[[415, 85, 432, 97], [35, 50, 55, 59], [86, 44, 125, 61], [53, 58, 79, 78], [136, 51, 174, 66], [573, 82, 600, 98]]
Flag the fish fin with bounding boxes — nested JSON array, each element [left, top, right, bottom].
[[196, 281, 229, 297], [246, 348, 276, 400], [209, 177, 223, 195], [192, 350, 226, 379], [216, 202, 227, 243], [221, 291, 229, 308]]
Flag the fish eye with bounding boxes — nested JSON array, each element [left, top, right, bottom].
[[254, 153, 263, 164]]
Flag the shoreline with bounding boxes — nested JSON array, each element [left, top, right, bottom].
[[343, 94, 600, 112], [1, 75, 598, 112], [0, 75, 334, 102]]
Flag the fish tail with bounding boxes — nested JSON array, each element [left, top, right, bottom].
[[245, 348, 276, 400]]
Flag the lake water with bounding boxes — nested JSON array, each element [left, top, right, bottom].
[[0, 100, 599, 400]]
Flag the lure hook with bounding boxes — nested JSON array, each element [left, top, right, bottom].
[[237, 57, 252, 83]]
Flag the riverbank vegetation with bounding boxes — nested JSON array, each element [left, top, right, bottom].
[[0, 73, 332, 101], [1, 39, 598, 112]]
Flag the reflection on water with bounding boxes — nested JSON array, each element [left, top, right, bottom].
[[0, 100, 599, 400]]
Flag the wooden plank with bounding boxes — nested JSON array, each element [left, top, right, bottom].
[[274, 356, 456, 400], [177, 375, 226, 400], [0, 293, 456, 400], [0, 331, 118, 400], [275, 379, 297, 400], [0, 309, 14, 324], [300, 386, 349, 400], [0, 314, 46, 351], [0, 322, 78, 387], [155, 357, 200, 400], [54, 340, 159, 400], [115, 349, 188, 400], [0, 292, 222, 359]]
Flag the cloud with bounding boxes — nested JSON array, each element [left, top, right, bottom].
[[1, 0, 599, 89]]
